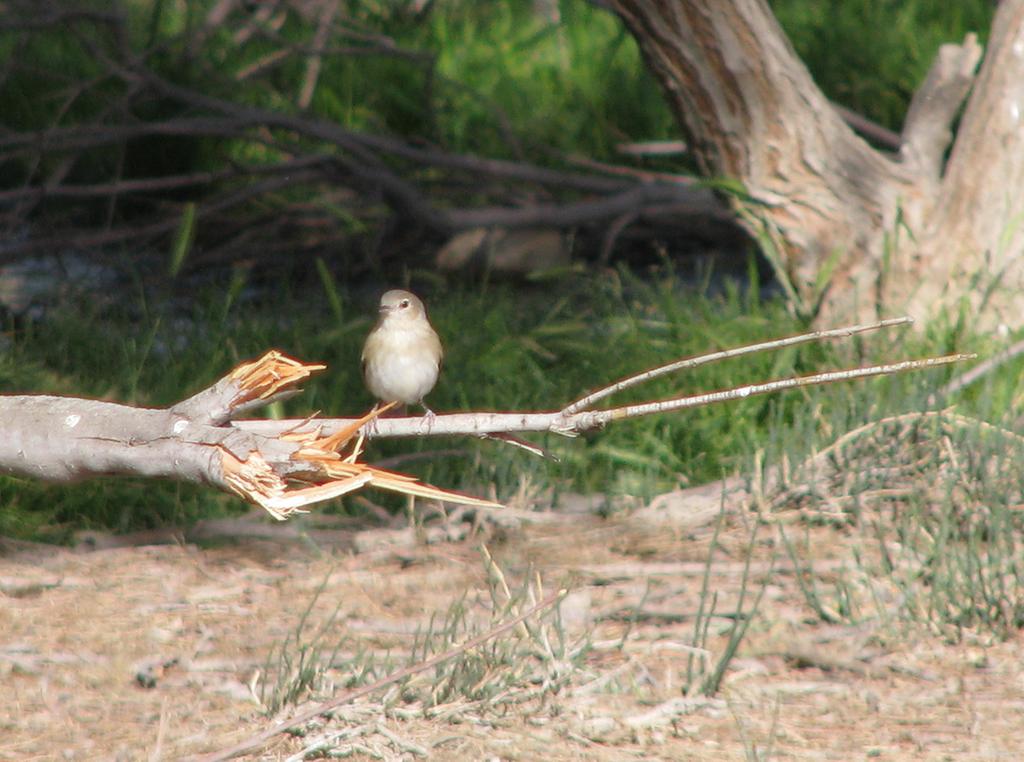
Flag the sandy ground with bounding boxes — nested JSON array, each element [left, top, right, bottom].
[[2, 502, 1024, 761]]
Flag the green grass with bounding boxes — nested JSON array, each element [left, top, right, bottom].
[[686, 507, 771, 696], [258, 546, 581, 718], [778, 409, 1024, 643]]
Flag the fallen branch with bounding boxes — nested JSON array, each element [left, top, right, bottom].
[[0, 351, 498, 520], [0, 319, 973, 519]]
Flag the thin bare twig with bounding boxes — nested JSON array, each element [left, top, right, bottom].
[[193, 588, 568, 762], [234, 350, 973, 441], [613, 105, 902, 155], [565, 151, 697, 185], [599, 208, 640, 265], [616, 140, 688, 157], [583, 354, 971, 432], [563, 316, 914, 415], [446, 182, 721, 231], [0, 117, 256, 157]]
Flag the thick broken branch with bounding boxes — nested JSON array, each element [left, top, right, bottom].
[[0, 352, 498, 520]]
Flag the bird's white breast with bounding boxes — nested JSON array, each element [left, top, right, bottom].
[[363, 323, 441, 404]]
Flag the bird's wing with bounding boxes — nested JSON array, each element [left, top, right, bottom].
[[430, 328, 444, 371], [360, 330, 379, 380]]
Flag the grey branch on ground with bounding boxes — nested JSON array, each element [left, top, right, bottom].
[[0, 320, 973, 521], [0, 352, 499, 520]]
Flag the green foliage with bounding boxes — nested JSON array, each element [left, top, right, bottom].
[[0, 0, 1001, 257], [894, 481, 1024, 642], [1, 0, 999, 159], [401, 547, 582, 709], [767, 390, 1024, 643], [0, 0, 674, 164], [771, 0, 994, 130], [418, 1, 676, 157]]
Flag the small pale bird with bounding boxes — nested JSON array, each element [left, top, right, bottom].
[[361, 289, 443, 414]]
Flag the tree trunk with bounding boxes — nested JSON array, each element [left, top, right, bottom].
[[610, 0, 1024, 328]]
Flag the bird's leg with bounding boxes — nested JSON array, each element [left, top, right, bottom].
[[417, 402, 436, 432]]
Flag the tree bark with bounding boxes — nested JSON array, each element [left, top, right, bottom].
[[610, 0, 1024, 328]]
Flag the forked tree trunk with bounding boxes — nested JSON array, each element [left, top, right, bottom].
[[610, 0, 1024, 328]]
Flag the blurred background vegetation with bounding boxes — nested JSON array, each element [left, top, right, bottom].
[[0, 0, 1013, 541]]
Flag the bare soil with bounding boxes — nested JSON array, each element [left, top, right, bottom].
[[2, 499, 1023, 761]]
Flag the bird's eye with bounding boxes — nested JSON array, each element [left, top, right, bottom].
[[400, 299, 410, 308]]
